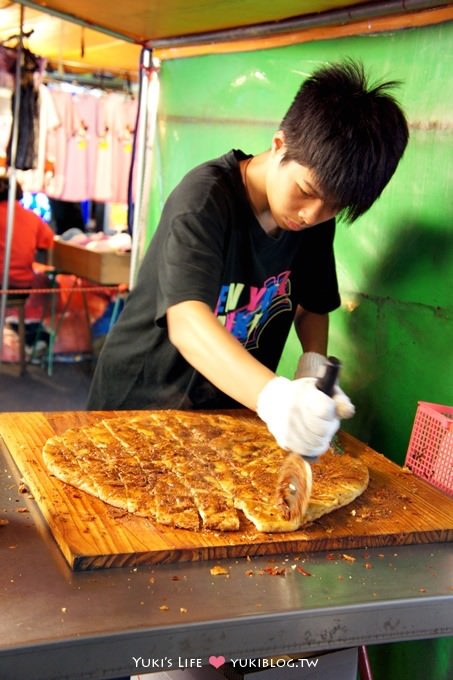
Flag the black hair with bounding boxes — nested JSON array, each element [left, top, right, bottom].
[[0, 177, 23, 202], [279, 59, 409, 222]]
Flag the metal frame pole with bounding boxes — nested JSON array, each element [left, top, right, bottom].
[[0, 4, 24, 362], [128, 48, 153, 290]]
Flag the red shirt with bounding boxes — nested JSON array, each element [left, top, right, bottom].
[[0, 201, 54, 288]]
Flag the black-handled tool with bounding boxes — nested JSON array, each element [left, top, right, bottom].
[[276, 356, 342, 527], [316, 355, 341, 397]]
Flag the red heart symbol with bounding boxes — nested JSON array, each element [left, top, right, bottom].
[[209, 655, 226, 669]]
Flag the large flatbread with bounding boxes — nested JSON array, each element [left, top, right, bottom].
[[42, 411, 369, 533]]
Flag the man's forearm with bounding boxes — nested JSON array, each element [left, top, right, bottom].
[[167, 300, 274, 411], [294, 307, 329, 355]]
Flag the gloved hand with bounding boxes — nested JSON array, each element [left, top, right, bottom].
[[295, 352, 355, 420], [295, 351, 327, 379], [333, 385, 355, 419], [256, 376, 340, 457]]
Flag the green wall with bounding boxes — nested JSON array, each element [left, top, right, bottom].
[[147, 24, 452, 678], [149, 22, 452, 465]]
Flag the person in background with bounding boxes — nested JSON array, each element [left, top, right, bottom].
[[87, 60, 409, 461], [0, 176, 54, 295]]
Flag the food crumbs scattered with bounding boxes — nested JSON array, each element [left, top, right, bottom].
[[180, 607, 188, 613], [159, 605, 169, 611], [364, 562, 373, 569], [210, 565, 229, 576], [171, 576, 181, 581], [16, 507, 28, 513], [0, 519, 9, 527], [342, 554, 356, 562], [149, 576, 155, 584], [295, 566, 312, 576], [419, 588, 427, 593], [245, 570, 254, 577], [262, 566, 286, 576], [18, 482, 29, 494], [61, 607, 67, 613]]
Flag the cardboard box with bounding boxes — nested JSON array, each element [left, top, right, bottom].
[[52, 240, 130, 284]]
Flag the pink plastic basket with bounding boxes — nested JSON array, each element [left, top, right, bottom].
[[405, 401, 453, 496]]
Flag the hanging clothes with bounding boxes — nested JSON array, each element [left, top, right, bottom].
[[44, 89, 72, 199], [92, 92, 138, 204], [58, 90, 99, 202], [92, 92, 117, 203], [18, 84, 60, 193], [6, 82, 38, 169], [5, 49, 42, 170], [0, 46, 16, 90], [0, 63, 138, 204]]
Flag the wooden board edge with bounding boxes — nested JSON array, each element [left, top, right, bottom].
[[72, 528, 453, 570]]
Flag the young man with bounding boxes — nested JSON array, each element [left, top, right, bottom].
[[87, 60, 409, 459]]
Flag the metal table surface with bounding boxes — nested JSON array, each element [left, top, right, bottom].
[[1, 439, 452, 680]]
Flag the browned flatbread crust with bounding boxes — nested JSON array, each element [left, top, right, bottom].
[[42, 411, 369, 533]]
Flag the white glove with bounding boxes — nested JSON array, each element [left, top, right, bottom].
[[295, 352, 355, 420], [333, 386, 355, 419], [295, 351, 327, 379], [256, 376, 340, 457]]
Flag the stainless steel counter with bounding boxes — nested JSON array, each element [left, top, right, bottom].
[[1, 440, 452, 680]]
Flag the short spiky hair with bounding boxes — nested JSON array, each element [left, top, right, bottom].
[[280, 59, 409, 221]]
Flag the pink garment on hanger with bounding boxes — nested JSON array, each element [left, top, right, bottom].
[[75, 93, 98, 199], [43, 89, 71, 199], [92, 93, 119, 203], [60, 93, 98, 202]]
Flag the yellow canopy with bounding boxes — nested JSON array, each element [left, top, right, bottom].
[[0, 0, 379, 72]]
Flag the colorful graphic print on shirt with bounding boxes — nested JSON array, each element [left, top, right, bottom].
[[215, 270, 292, 350]]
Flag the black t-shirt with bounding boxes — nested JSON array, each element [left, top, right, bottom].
[[87, 150, 340, 410]]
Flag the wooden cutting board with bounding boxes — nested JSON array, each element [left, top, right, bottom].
[[1, 410, 452, 570]]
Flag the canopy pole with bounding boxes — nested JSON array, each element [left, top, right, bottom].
[[128, 48, 155, 291], [0, 4, 24, 363], [133, 57, 160, 281]]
